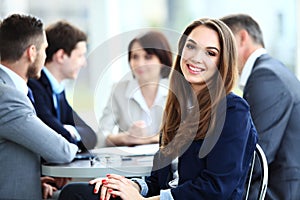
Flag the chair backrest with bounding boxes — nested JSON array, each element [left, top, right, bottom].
[[244, 143, 268, 200]]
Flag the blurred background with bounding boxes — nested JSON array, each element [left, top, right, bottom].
[[1, 0, 299, 131]]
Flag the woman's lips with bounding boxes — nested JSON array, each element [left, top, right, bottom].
[[187, 64, 205, 74]]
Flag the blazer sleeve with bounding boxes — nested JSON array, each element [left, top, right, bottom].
[[65, 104, 97, 150], [145, 152, 173, 197], [0, 86, 78, 163], [244, 68, 292, 163]]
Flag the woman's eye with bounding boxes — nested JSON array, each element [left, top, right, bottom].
[[206, 51, 216, 56], [145, 54, 153, 60], [132, 54, 139, 60], [186, 43, 195, 49]]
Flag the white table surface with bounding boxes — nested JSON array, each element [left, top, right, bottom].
[[42, 144, 159, 178]]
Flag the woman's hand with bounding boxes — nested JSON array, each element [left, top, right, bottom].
[[89, 177, 110, 200], [105, 174, 144, 200], [90, 174, 144, 200], [128, 120, 147, 137]]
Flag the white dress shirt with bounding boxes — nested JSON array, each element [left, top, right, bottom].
[[0, 64, 28, 95]]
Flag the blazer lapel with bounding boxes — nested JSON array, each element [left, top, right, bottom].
[[39, 70, 53, 97]]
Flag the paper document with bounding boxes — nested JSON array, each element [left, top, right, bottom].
[[92, 143, 159, 157]]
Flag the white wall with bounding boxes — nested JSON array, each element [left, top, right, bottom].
[[1, 0, 298, 131]]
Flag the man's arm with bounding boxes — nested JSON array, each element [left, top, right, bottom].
[[0, 87, 78, 163]]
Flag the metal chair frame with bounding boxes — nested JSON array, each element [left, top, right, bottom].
[[244, 143, 268, 200]]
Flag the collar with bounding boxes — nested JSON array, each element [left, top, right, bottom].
[[0, 64, 28, 95], [43, 67, 64, 94], [125, 78, 169, 112], [239, 48, 267, 90], [153, 78, 169, 105]]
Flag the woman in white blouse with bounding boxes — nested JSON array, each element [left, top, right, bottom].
[[98, 31, 172, 147]]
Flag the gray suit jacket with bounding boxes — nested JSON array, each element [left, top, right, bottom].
[[0, 68, 78, 199], [244, 54, 300, 200]]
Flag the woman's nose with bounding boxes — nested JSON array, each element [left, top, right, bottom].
[[191, 50, 205, 64]]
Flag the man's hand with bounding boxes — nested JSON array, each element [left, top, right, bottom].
[[41, 177, 57, 199], [41, 177, 72, 199]]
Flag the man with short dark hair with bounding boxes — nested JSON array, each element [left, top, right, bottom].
[[0, 14, 78, 199], [28, 21, 97, 151], [221, 14, 300, 199]]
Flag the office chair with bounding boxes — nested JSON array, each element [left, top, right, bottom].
[[244, 143, 268, 200]]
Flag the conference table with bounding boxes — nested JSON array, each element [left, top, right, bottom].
[[42, 144, 158, 178]]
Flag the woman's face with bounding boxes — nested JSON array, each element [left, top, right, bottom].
[[129, 41, 162, 83], [180, 25, 221, 93]]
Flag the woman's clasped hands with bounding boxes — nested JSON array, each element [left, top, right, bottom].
[[89, 174, 144, 200]]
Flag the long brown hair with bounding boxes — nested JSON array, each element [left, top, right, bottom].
[[160, 18, 237, 156]]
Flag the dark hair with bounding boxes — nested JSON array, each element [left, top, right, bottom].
[[128, 31, 172, 78], [45, 21, 87, 63], [0, 14, 44, 62], [220, 14, 265, 47]]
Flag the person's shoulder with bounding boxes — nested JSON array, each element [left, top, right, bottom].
[[0, 83, 30, 110], [252, 54, 300, 87], [254, 54, 289, 74], [113, 79, 136, 93], [27, 78, 38, 88], [27, 77, 44, 90], [0, 83, 22, 97], [226, 92, 249, 111], [113, 78, 132, 86]]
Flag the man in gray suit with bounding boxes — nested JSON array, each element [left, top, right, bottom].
[[221, 14, 300, 199], [0, 14, 78, 199]]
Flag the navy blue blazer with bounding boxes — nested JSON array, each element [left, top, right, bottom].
[[28, 71, 97, 150], [146, 93, 257, 199]]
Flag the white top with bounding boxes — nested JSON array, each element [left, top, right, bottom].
[[99, 78, 169, 138], [238, 48, 267, 91], [0, 64, 28, 95]]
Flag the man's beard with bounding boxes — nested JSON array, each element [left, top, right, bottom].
[[27, 58, 41, 79]]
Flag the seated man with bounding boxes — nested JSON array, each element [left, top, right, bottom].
[[0, 13, 78, 200], [28, 21, 97, 151]]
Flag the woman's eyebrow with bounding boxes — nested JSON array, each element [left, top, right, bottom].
[[186, 39, 197, 44], [208, 46, 220, 53]]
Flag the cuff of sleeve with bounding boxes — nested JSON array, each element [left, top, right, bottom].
[[131, 178, 148, 196], [160, 189, 174, 200], [64, 125, 81, 141]]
